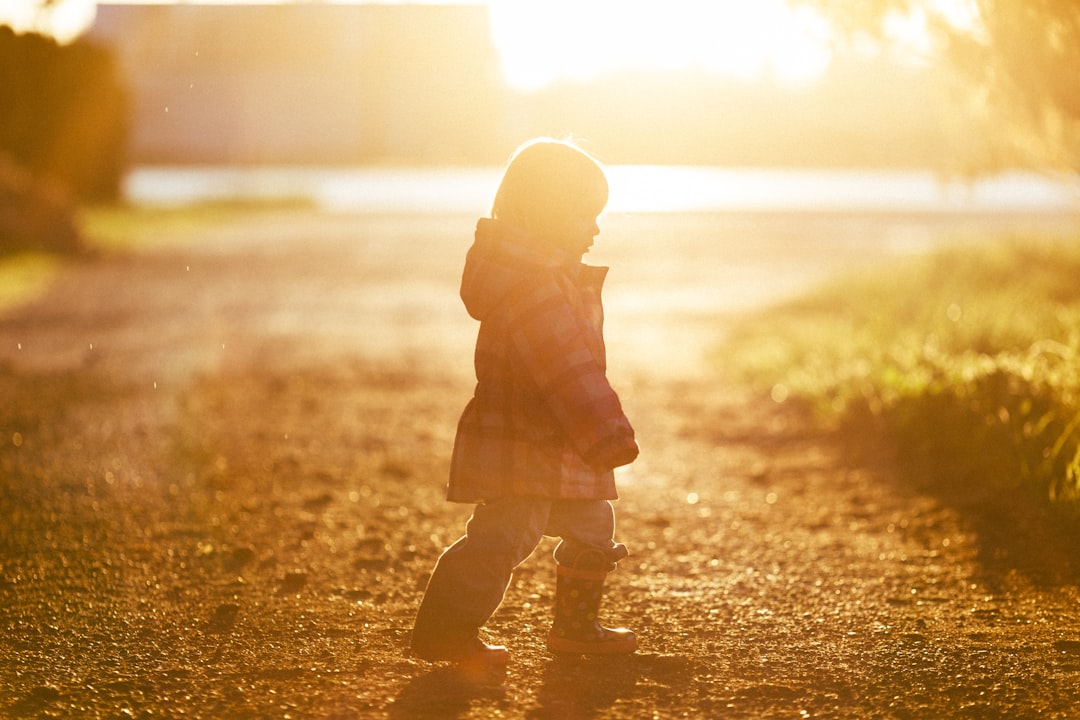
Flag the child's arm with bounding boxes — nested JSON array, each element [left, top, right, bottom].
[[581, 427, 639, 469], [507, 277, 638, 470]]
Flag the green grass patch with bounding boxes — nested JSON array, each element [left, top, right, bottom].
[[0, 201, 316, 314], [0, 201, 313, 312], [81, 199, 315, 252], [725, 239, 1080, 518], [0, 253, 62, 312]]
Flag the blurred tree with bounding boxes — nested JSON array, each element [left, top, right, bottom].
[[0, 25, 127, 201], [791, 0, 1080, 173]]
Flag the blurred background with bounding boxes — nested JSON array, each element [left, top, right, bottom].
[[2, 0, 1078, 223]]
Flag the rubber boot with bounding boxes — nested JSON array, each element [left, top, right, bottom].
[[546, 551, 637, 655]]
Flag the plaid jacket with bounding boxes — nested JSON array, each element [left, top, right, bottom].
[[447, 219, 639, 503]]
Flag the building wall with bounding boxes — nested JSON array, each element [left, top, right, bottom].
[[89, 3, 508, 164]]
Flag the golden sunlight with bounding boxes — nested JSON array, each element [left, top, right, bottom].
[[486, 0, 834, 91], [0, 0, 96, 42]]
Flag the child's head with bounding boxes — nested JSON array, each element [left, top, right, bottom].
[[491, 138, 608, 254]]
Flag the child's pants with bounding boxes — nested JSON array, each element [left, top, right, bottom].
[[416, 496, 628, 633]]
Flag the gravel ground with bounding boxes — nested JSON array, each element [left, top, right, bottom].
[[2, 209, 1079, 718]]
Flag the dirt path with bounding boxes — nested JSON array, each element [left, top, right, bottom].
[[2, 209, 1079, 718]]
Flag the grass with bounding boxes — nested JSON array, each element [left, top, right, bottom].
[[724, 238, 1080, 519], [80, 199, 315, 252], [0, 200, 315, 312], [0, 254, 61, 312]]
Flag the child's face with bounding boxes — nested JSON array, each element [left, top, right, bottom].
[[543, 208, 601, 259]]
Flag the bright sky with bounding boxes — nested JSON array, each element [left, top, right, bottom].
[[2, 0, 973, 88], [0, 0, 96, 41], [487, 0, 834, 90]]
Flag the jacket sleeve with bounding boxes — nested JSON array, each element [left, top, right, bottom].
[[506, 275, 639, 470]]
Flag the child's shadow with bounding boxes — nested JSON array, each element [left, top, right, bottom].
[[387, 665, 507, 719], [528, 653, 692, 719]]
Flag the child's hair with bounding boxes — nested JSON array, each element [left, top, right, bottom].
[[491, 138, 608, 240]]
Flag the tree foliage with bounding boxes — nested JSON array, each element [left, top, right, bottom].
[[0, 26, 128, 200], [790, 0, 1080, 172]]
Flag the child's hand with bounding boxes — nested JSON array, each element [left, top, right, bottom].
[[585, 430, 640, 470]]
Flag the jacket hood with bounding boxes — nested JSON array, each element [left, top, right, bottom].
[[461, 218, 590, 321]]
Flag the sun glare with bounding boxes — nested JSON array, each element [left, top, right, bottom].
[[486, 0, 834, 91], [0, 0, 96, 42]]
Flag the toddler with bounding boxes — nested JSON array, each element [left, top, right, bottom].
[[410, 138, 640, 668]]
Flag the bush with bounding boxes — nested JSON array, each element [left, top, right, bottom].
[[0, 153, 82, 254], [726, 240, 1080, 518]]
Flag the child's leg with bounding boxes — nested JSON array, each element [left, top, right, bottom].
[[411, 496, 551, 662], [548, 499, 628, 569], [545, 499, 637, 654]]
